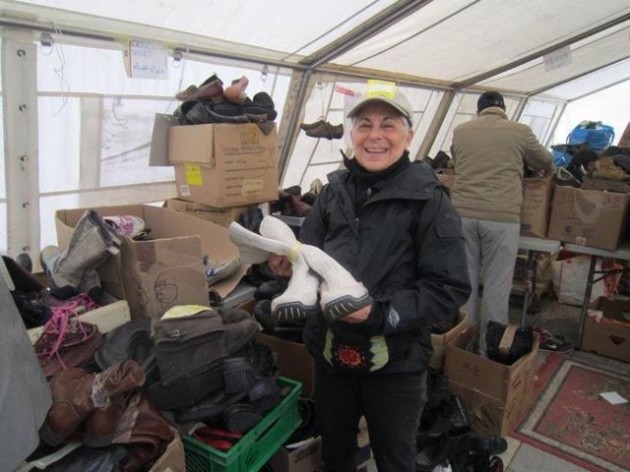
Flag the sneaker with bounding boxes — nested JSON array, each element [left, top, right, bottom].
[[103, 215, 146, 239], [533, 326, 574, 352], [204, 255, 242, 287]]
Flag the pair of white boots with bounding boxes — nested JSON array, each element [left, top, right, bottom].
[[228, 216, 372, 323]]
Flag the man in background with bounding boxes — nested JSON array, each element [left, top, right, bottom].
[[450, 91, 553, 353]]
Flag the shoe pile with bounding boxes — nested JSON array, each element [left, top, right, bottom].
[[416, 371, 507, 472], [142, 305, 283, 441], [174, 74, 277, 134], [31, 303, 281, 465], [589, 156, 630, 181], [532, 326, 574, 352], [271, 179, 325, 218]]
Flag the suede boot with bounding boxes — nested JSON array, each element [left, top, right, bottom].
[[44, 210, 122, 293]]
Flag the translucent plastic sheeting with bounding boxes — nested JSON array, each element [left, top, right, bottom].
[[333, 0, 630, 86], [12, 0, 396, 61], [544, 57, 630, 101], [479, 22, 630, 94]]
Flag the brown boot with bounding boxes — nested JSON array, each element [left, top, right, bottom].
[[83, 360, 147, 447], [113, 394, 174, 471], [41, 361, 146, 447], [40, 367, 97, 446]]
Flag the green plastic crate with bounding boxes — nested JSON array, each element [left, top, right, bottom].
[[184, 376, 302, 472]]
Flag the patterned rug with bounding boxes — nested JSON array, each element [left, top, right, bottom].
[[511, 352, 630, 472]]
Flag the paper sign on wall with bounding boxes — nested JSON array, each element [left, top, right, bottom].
[[123, 39, 169, 79], [543, 46, 572, 71]]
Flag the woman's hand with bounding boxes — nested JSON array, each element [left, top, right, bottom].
[[267, 254, 293, 277], [340, 304, 371, 324]]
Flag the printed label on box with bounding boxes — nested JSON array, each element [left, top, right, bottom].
[[185, 165, 203, 186], [242, 179, 264, 195], [179, 184, 191, 197], [240, 127, 260, 146]]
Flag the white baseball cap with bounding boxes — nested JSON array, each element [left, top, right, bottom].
[[347, 89, 413, 126]]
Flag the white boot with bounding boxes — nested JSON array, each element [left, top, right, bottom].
[[228, 220, 320, 320]]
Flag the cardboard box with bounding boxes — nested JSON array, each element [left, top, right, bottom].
[[520, 176, 554, 238], [269, 436, 322, 472], [435, 171, 454, 190], [269, 418, 370, 472], [429, 310, 470, 371], [547, 186, 630, 250], [149, 430, 186, 472], [257, 333, 315, 398], [164, 198, 249, 228], [55, 204, 241, 319], [169, 122, 279, 208], [582, 298, 630, 362], [444, 324, 539, 437], [617, 121, 630, 147]]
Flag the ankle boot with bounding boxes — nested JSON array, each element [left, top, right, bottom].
[[114, 394, 174, 471], [40, 367, 97, 446], [83, 360, 146, 447], [40, 360, 146, 447], [48, 210, 122, 293]]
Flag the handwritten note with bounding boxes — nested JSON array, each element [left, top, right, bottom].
[[124, 39, 168, 79], [544, 46, 572, 72]]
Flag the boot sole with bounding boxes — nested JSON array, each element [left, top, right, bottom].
[[322, 293, 373, 322]]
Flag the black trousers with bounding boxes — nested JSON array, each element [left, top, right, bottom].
[[315, 363, 427, 472]]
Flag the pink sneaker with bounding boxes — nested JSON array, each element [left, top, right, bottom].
[[34, 293, 101, 375], [103, 215, 146, 238]]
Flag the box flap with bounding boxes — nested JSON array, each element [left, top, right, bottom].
[[150, 113, 179, 167], [169, 123, 215, 165]]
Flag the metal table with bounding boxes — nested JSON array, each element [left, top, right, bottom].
[[518, 236, 562, 326], [563, 242, 630, 348]]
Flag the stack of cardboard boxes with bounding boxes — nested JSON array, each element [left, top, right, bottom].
[[437, 168, 630, 250], [164, 116, 279, 226]]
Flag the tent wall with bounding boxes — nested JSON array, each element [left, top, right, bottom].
[[0, 1, 629, 264]]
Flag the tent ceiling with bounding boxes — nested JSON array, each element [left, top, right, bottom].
[[1, 0, 629, 100]]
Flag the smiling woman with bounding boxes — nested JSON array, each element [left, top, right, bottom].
[[298, 85, 471, 471], [349, 100, 414, 172]]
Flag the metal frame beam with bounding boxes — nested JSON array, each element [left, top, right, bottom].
[[2, 31, 40, 261], [454, 14, 630, 89]]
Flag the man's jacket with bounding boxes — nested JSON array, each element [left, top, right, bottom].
[[450, 106, 553, 222]]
